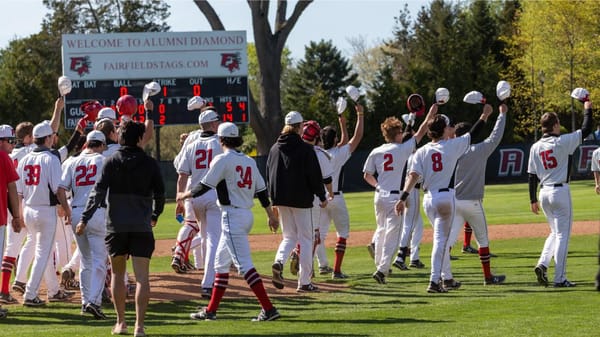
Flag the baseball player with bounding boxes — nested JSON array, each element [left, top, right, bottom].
[[0, 124, 22, 316], [447, 103, 507, 285], [528, 92, 593, 288], [317, 103, 364, 279], [395, 108, 490, 293], [268, 111, 327, 292], [0, 122, 36, 303], [174, 108, 222, 299], [179, 122, 281, 321], [59, 130, 108, 319], [364, 104, 437, 284], [16, 121, 73, 306]]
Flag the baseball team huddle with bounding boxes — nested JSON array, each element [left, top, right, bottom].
[[0, 77, 597, 332]]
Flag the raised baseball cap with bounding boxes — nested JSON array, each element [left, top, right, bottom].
[[0, 124, 15, 138], [198, 109, 220, 124], [86, 130, 106, 143], [285, 111, 303, 125], [32, 120, 54, 138], [188, 96, 207, 111], [217, 122, 239, 137], [97, 107, 116, 120]]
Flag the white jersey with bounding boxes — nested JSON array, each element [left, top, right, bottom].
[[410, 134, 470, 191], [59, 151, 106, 207], [201, 149, 266, 209], [363, 139, 416, 192], [527, 130, 582, 185], [10, 144, 35, 167], [315, 146, 333, 181], [591, 147, 600, 172], [103, 143, 120, 158], [176, 134, 223, 189], [16, 148, 63, 206], [325, 144, 351, 192]]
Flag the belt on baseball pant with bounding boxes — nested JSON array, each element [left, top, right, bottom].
[[423, 188, 451, 193], [375, 188, 400, 194], [541, 183, 564, 188], [72, 205, 106, 209], [333, 192, 341, 195]]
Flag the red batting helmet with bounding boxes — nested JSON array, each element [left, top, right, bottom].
[[302, 120, 321, 142], [80, 100, 103, 121], [116, 95, 138, 116]]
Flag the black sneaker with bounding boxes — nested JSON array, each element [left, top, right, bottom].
[[318, 266, 333, 275], [190, 307, 216, 320], [12, 281, 25, 295], [0, 293, 18, 304], [409, 260, 426, 268], [252, 307, 281, 321], [23, 296, 46, 307], [392, 260, 409, 270], [332, 272, 348, 279], [484, 274, 506, 285], [48, 289, 75, 302], [534, 265, 548, 287], [271, 262, 284, 289], [171, 256, 186, 274], [85, 303, 108, 320], [372, 271, 386, 284], [462, 245, 478, 254], [296, 283, 319, 292], [553, 280, 576, 288], [443, 279, 461, 290], [427, 281, 448, 293]]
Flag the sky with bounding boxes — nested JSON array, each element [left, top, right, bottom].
[[1, 0, 425, 61]]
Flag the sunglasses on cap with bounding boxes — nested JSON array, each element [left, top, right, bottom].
[[0, 138, 16, 144]]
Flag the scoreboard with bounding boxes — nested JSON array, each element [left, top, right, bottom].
[[64, 77, 248, 128], [61, 31, 248, 128]]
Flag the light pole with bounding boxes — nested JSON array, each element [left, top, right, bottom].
[[537, 70, 545, 140]]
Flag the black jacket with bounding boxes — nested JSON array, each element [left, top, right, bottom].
[[266, 132, 326, 208], [81, 146, 165, 233]]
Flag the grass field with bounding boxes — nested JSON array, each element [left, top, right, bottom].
[[3, 181, 600, 336]]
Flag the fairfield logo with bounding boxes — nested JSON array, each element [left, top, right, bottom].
[[70, 56, 91, 76], [220, 53, 241, 73]]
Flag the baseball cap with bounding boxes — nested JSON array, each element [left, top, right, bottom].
[[198, 109, 220, 124], [86, 130, 106, 143], [302, 120, 321, 142], [0, 125, 15, 138], [188, 96, 206, 111], [33, 121, 54, 138], [217, 122, 239, 137], [285, 111, 303, 125], [97, 107, 117, 120]]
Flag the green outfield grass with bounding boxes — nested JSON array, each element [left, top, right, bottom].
[[3, 234, 599, 336], [6, 181, 596, 336], [154, 180, 600, 239]]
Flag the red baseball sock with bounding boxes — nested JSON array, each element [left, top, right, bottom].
[[245, 268, 273, 311], [463, 222, 473, 248], [333, 238, 347, 273], [206, 273, 229, 312], [479, 247, 492, 279], [1, 256, 16, 294]]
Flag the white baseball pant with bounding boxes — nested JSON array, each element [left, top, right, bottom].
[[190, 191, 221, 289], [423, 189, 456, 283], [373, 190, 402, 274], [3, 213, 35, 285], [274, 206, 313, 287], [399, 188, 424, 261], [316, 193, 351, 268], [449, 199, 489, 249], [214, 207, 254, 274]]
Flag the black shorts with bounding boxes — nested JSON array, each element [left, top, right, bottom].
[[106, 232, 155, 258]]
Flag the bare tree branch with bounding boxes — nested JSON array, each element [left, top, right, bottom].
[[193, 0, 225, 30], [86, 0, 102, 33]]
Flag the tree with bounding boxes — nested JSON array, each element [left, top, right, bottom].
[[283, 39, 358, 127], [194, 0, 313, 155], [510, 0, 600, 132], [365, 64, 404, 149]]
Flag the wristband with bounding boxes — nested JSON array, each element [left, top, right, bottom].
[[400, 191, 410, 201]]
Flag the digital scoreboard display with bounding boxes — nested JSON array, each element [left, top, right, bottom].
[[64, 77, 248, 127], [62, 31, 248, 128]]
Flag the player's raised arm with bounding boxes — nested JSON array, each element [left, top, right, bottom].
[[140, 99, 155, 148], [413, 103, 438, 144]]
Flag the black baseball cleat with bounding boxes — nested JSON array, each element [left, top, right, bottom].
[[372, 271, 386, 284], [484, 274, 506, 285], [534, 265, 548, 287], [252, 307, 281, 321], [553, 280, 576, 288], [271, 262, 284, 289]]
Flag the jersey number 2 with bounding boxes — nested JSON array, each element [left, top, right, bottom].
[[24, 165, 41, 186], [236, 166, 253, 189], [539, 150, 557, 170]]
